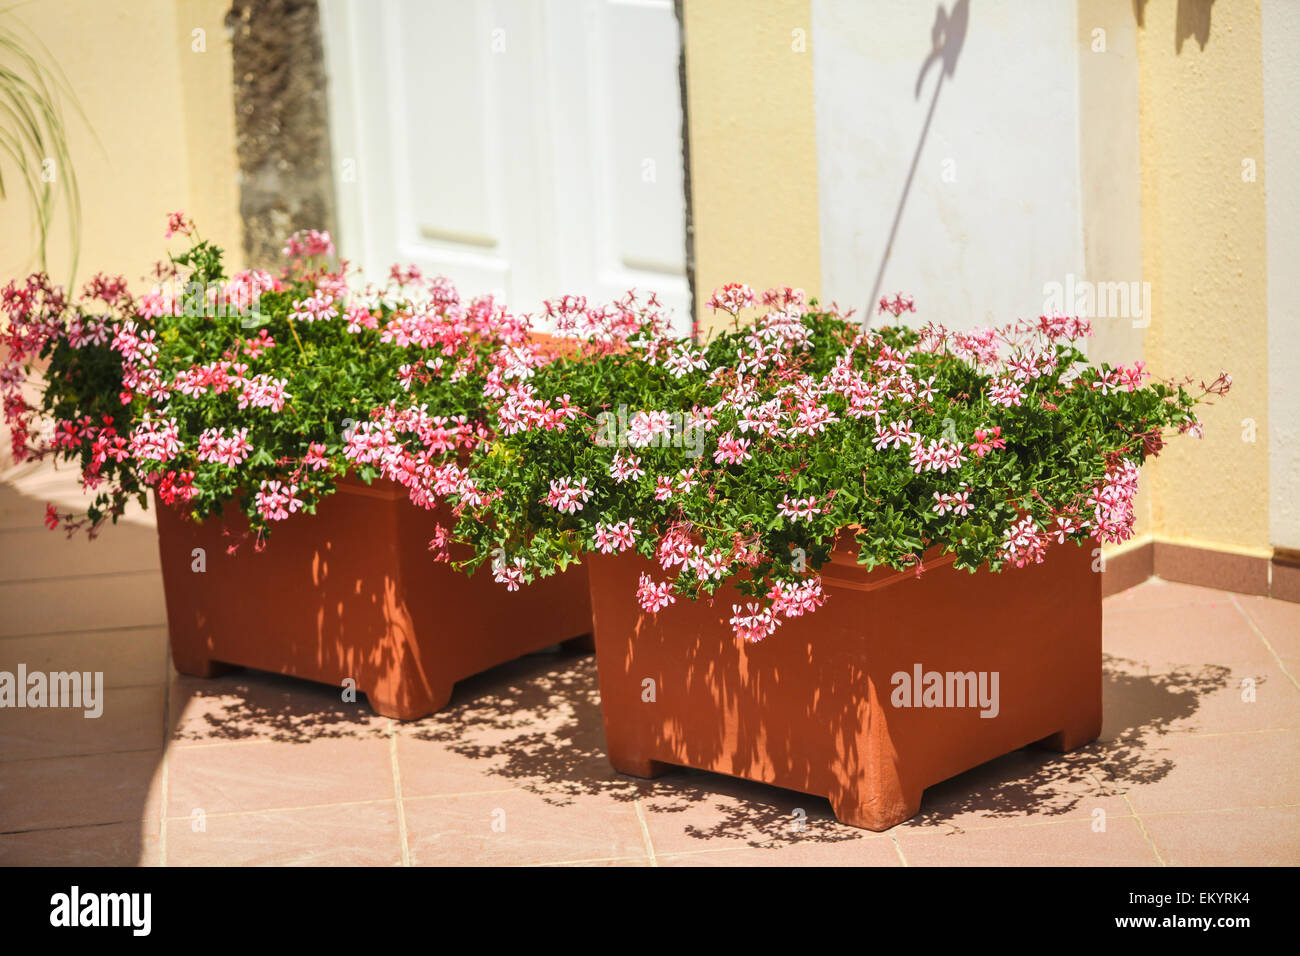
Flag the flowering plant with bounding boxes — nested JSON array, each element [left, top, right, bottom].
[[447, 285, 1230, 641], [1, 215, 557, 547]]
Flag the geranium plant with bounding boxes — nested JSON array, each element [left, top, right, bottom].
[[445, 284, 1231, 641], [1, 215, 564, 549]]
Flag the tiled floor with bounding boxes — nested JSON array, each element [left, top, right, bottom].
[[1, 456, 1298, 866]]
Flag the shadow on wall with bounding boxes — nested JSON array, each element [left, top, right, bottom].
[[866, 0, 970, 323], [1133, 0, 1215, 53]]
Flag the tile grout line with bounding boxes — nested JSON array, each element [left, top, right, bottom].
[[651, 845, 762, 861], [158, 640, 172, 867], [1227, 593, 1300, 692], [1, 818, 164, 837], [0, 568, 162, 586], [161, 733, 392, 753], [1119, 790, 1165, 866], [0, 745, 165, 767], [633, 798, 658, 867], [889, 832, 909, 866], [133, 797, 1300, 831], [401, 787, 522, 803], [157, 749, 170, 867], [523, 854, 653, 867], [0, 621, 170, 642], [388, 719, 411, 867], [159, 796, 401, 822], [146, 719, 1300, 758]]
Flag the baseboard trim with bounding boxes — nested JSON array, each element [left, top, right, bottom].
[[1101, 539, 1153, 597], [1101, 538, 1297, 603]]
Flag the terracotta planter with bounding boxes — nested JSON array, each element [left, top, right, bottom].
[[587, 542, 1101, 830], [156, 479, 592, 720]]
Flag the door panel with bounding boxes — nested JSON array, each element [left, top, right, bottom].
[[321, 0, 690, 332]]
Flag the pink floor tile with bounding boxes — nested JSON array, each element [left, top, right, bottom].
[[165, 736, 396, 816], [0, 684, 166, 761], [404, 788, 649, 866], [1103, 601, 1275, 670], [0, 819, 159, 867], [893, 815, 1161, 866], [1141, 806, 1300, 866], [1232, 594, 1300, 658], [164, 801, 403, 866], [1118, 728, 1300, 814], [0, 749, 163, 832]]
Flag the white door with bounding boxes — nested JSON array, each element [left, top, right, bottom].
[[320, 0, 691, 334]]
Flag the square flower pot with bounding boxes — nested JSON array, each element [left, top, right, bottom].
[[156, 478, 592, 720], [587, 542, 1101, 830]]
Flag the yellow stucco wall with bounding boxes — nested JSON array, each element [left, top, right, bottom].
[[2, 0, 1275, 561], [682, 0, 820, 333], [1137, 0, 1271, 555], [0, 0, 241, 293]]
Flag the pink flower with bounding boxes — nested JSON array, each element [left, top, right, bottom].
[[877, 293, 915, 318], [593, 520, 640, 554], [777, 495, 819, 523], [237, 374, 290, 412], [609, 452, 645, 483], [1050, 514, 1079, 543], [1000, 515, 1047, 568], [345, 306, 378, 333], [303, 442, 329, 471], [1090, 369, 1122, 395], [970, 426, 1006, 458], [389, 263, 423, 286], [988, 378, 1025, 407], [787, 399, 840, 437], [875, 419, 915, 451], [128, 417, 182, 463], [243, 330, 275, 358], [427, 525, 451, 563], [343, 421, 399, 467], [626, 410, 673, 448], [165, 212, 192, 238], [493, 555, 527, 591], [712, 431, 752, 465], [706, 283, 756, 316], [663, 344, 709, 378], [254, 480, 304, 522], [729, 602, 780, 642], [282, 229, 334, 260], [636, 573, 676, 613], [656, 528, 693, 570], [157, 469, 196, 505], [196, 427, 252, 467], [909, 439, 937, 474], [541, 477, 593, 514], [289, 289, 337, 324], [687, 547, 728, 581], [768, 577, 825, 618], [1086, 459, 1141, 544]]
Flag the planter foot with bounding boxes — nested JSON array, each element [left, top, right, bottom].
[[561, 633, 596, 653], [366, 683, 454, 722], [607, 748, 671, 779], [1035, 716, 1102, 753], [830, 782, 924, 832], [171, 656, 238, 679]]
